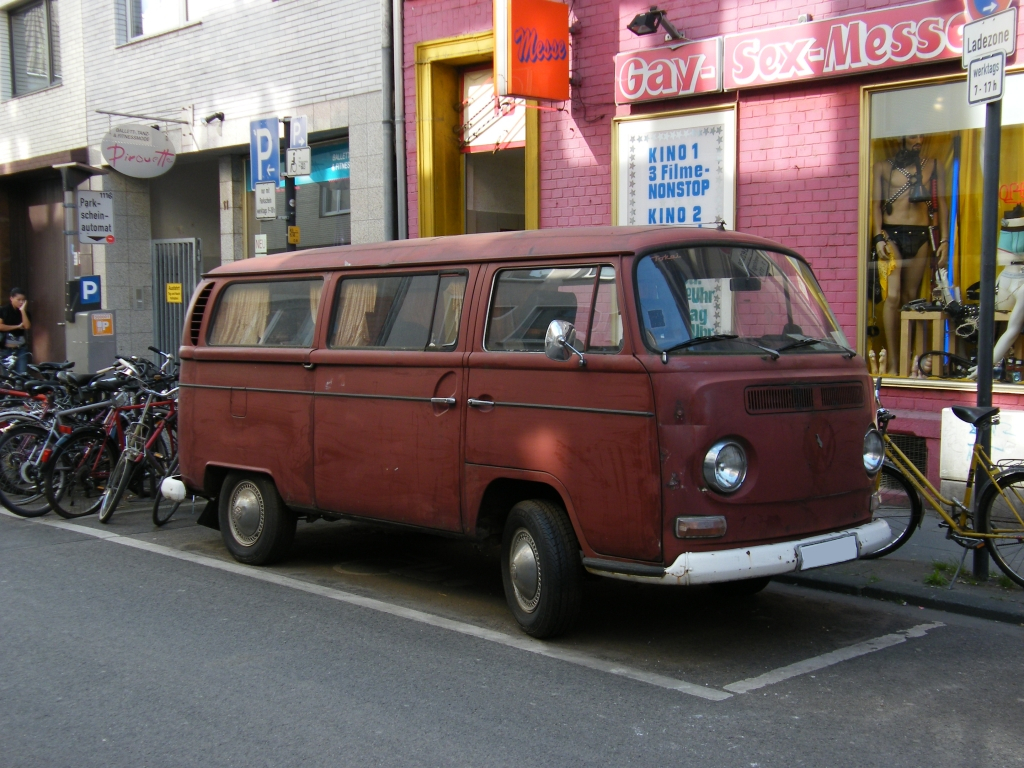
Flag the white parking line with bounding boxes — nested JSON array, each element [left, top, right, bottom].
[[3, 510, 944, 702], [1, 511, 731, 701], [723, 622, 945, 694]]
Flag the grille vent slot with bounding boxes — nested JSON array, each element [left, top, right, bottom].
[[746, 385, 813, 413], [745, 381, 864, 414], [189, 283, 213, 345], [819, 383, 864, 409]]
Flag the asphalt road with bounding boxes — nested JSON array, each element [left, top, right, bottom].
[[1, 507, 1021, 768]]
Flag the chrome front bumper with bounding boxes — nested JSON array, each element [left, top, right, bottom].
[[584, 519, 892, 586]]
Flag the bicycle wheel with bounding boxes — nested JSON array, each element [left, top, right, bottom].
[[152, 457, 181, 527], [978, 469, 1024, 588], [861, 462, 922, 559], [0, 423, 52, 517], [152, 496, 182, 527], [43, 430, 117, 519], [98, 454, 136, 524]]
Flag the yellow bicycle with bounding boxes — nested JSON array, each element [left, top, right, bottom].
[[871, 397, 1024, 587]]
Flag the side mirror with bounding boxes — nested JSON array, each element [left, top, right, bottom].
[[544, 319, 587, 367]]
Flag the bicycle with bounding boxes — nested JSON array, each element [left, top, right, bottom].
[[874, 395, 1024, 587], [97, 385, 178, 524]]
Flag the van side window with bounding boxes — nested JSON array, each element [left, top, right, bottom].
[[208, 279, 323, 347], [485, 265, 622, 353], [330, 272, 468, 350]]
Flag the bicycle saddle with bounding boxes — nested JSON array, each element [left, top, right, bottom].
[[23, 381, 57, 396], [952, 405, 999, 426], [88, 376, 127, 392], [58, 371, 97, 387]]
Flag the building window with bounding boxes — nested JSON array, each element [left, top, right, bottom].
[[864, 75, 1024, 382], [320, 179, 350, 217], [127, 0, 187, 39], [9, 0, 61, 96]]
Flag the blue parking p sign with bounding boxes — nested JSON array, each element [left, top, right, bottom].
[[250, 118, 280, 187], [80, 275, 101, 307]]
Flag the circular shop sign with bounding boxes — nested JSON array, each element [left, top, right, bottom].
[[100, 124, 176, 178]]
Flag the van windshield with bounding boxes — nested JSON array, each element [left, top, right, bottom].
[[636, 247, 848, 355]]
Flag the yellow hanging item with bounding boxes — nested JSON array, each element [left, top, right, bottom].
[[878, 240, 899, 300]]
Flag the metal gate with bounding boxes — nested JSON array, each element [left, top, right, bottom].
[[152, 239, 201, 357]]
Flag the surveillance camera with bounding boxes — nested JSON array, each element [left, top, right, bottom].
[[201, 112, 225, 125]]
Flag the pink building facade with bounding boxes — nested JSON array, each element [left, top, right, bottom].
[[403, 0, 1024, 484]]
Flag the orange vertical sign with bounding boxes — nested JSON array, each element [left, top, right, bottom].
[[495, 0, 570, 101]]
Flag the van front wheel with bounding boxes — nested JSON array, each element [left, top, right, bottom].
[[501, 500, 582, 638], [218, 473, 295, 565]]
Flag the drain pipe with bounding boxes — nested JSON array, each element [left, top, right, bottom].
[[392, 0, 407, 239], [381, 0, 398, 240]]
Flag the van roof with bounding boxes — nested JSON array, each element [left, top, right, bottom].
[[207, 225, 800, 277]]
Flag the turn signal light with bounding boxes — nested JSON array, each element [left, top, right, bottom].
[[675, 515, 727, 539]]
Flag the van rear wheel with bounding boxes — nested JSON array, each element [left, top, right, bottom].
[[501, 499, 582, 638], [218, 473, 295, 565]]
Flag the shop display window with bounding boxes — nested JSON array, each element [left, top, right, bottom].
[[866, 75, 1024, 382]]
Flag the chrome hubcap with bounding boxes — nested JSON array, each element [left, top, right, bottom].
[[229, 482, 264, 547], [509, 528, 541, 613]]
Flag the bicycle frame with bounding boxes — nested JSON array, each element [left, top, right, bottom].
[[882, 425, 1024, 541]]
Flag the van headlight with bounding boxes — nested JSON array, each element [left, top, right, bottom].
[[703, 440, 747, 493], [863, 429, 884, 475]]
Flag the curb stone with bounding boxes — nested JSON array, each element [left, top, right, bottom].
[[777, 571, 1024, 626]]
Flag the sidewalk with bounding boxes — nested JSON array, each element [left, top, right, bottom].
[[777, 512, 1024, 625]]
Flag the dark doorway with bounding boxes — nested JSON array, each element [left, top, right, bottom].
[[9, 177, 66, 363]]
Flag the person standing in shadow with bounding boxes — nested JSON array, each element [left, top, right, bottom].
[[0, 288, 32, 374]]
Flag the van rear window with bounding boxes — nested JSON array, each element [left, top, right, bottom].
[[485, 265, 622, 353], [208, 279, 323, 347], [329, 272, 467, 349]]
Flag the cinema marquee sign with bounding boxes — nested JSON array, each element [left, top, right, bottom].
[[722, 0, 974, 90]]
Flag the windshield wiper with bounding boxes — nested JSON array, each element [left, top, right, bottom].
[[663, 334, 737, 352], [662, 334, 780, 360], [777, 336, 856, 358]]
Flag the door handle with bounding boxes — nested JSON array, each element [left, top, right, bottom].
[[467, 398, 495, 408], [302, 362, 316, 370], [430, 397, 456, 406]]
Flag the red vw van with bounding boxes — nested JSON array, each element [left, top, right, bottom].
[[178, 227, 889, 637]]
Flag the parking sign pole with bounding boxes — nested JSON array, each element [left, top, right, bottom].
[[283, 117, 297, 252]]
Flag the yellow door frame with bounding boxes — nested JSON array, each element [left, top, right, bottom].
[[415, 31, 539, 236]]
